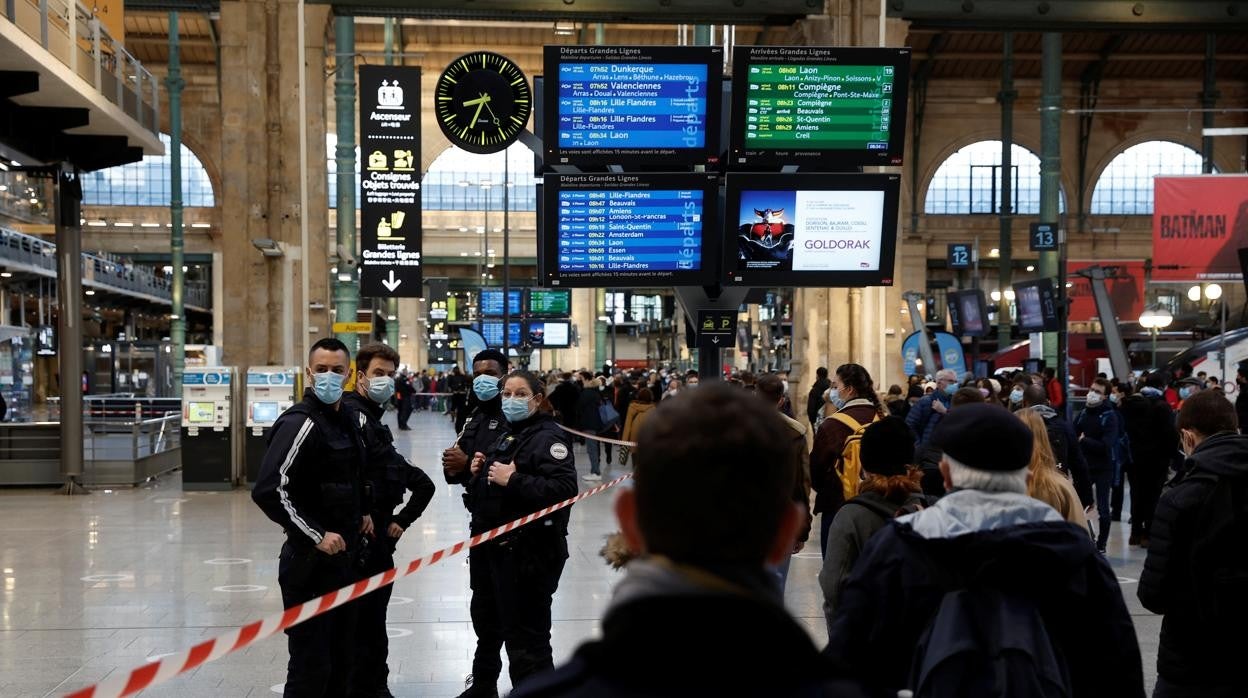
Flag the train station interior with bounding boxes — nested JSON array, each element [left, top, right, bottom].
[[1, 0, 1247, 695]]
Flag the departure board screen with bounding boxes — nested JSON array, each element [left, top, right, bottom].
[[541, 173, 720, 288], [478, 289, 522, 317], [723, 172, 901, 288], [543, 45, 723, 168], [526, 289, 572, 317], [478, 320, 522, 348], [730, 46, 909, 169]]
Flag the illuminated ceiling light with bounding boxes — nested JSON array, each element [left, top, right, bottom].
[[387, 315, 397, 321], [1188, 285, 1203, 302], [486, 249, 495, 255], [458, 226, 468, 232], [29, 197, 38, 204], [1003, 289, 1016, 301], [990, 290, 1002, 302], [459, 252, 469, 257], [85, 289, 96, 296], [113, 221, 133, 227], [989, 248, 1000, 258], [87, 220, 107, 227], [140, 222, 161, 228], [190, 222, 211, 228], [0, 185, 7, 191], [1025, 265, 1035, 272], [1206, 283, 1223, 300], [0, 272, 11, 278], [553, 20, 575, 35], [400, 334, 409, 339]]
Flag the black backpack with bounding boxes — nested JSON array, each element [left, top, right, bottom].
[[1190, 475, 1248, 628], [908, 588, 1072, 698]]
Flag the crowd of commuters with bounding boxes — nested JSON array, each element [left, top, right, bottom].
[[253, 337, 1248, 698]]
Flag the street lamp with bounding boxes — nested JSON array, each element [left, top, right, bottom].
[[1191, 284, 1227, 388], [1139, 304, 1173, 370]]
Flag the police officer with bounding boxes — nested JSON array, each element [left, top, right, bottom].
[[252, 337, 371, 698], [442, 349, 510, 487], [342, 343, 436, 698], [459, 370, 577, 697]]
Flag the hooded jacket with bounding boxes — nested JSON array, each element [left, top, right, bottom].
[[509, 557, 868, 698], [819, 489, 926, 631], [811, 398, 880, 515], [620, 400, 655, 444], [826, 489, 1144, 698], [1138, 432, 1248, 686]]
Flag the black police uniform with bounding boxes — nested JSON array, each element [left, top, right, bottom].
[[341, 391, 436, 698], [447, 396, 509, 486], [252, 388, 367, 698], [464, 410, 577, 694]]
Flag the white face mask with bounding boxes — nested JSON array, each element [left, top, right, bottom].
[[1086, 391, 1104, 408]]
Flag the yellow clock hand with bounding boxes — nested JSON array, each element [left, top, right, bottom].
[[484, 100, 501, 125], [461, 94, 489, 107], [469, 99, 486, 127]]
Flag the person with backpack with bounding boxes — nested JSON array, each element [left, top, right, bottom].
[[807, 366, 831, 430], [905, 369, 959, 497], [818, 416, 925, 633], [826, 403, 1144, 698], [810, 363, 884, 558], [1074, 378, 1121, 554], [1022, 385, 1095, 513], [1139, 390, 1248, 698]]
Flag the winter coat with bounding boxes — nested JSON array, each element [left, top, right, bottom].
[[905, 392, 951, 448], [777, 411, 813, 546], [1074, 402, 1121, 474], [1028, 405, 1094, 508], [810, 399, 880, 515], [1138, 432, 1248, 688], [1119, 392, 1179, 468], [621, 401, 655, 444], [826, 489, 1145, 698], [575, 382, 606, 434], [819, 489, 926, 631], [807, 377, 831, 424]]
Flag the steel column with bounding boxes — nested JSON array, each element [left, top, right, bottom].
[[334, 17, 359, 350], [55, 168, 85, 494], [1037, 33, 1064, 398], [997, 32, 1014, 351], [167, 11, 186, 395]]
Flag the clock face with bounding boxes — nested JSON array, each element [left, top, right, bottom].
[[435, 52, 532, 155]]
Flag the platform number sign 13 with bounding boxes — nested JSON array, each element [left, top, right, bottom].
[[1029, 223, 1058, 252], [947, 243, 972, 270]]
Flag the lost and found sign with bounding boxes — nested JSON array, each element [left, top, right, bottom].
[[360, 65, 422, 297]]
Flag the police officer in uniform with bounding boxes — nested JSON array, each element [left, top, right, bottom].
[[442, 349, 510, 487], [458, 370, 577, 697], [342, 343, 436, 698], [253, 337, 371, 697]]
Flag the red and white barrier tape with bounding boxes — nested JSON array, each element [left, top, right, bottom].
[[65, 473, 631, 698], [556, 423, 638, 448]]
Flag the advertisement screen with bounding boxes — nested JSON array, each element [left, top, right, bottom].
[[948, 289, 989, 338], [730, 46, 910, 169], [1013, 279, 1061, 333], [542, 172, 721, 287], [543, 45, 722, 168], [187, 402, 216, 424], [1152, 175, 1248, 281], [526, 320, 571, 348], [723, 172, 899, 287]]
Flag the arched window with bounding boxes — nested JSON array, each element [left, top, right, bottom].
[[1089, 141, 1210, 215], [924, 140, 1063, 215], [423, 142, 538, 212], [81, 134, 215, 207]]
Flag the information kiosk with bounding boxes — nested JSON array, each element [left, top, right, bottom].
[[243, 367, 299, 486], [181, 366, 238, 491]]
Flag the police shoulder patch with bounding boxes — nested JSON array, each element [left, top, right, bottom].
[[549, 442, 569, 460]]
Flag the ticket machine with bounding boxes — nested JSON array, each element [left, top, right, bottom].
[[181, 366, 238, 491], [244, 366, 299, 486]]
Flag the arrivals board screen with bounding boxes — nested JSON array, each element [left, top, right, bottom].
[[526, 289, 572, 317], [543, 45, 723, 168], [730, 46, 910, 169], [542, 173, 720, 288], [478, 320, 522, 348], [723, 172, 900, 287], [478, 289, 522, 317], [525, 320, 571, 348]]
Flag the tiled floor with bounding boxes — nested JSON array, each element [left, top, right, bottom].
[[0, 409, 1160, 697]]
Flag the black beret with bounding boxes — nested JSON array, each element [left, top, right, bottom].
[[931, 403, 1032, 472], [859, 417, 914, 477]]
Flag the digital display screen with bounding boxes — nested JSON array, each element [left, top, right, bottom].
[[730, 46, 910, 169], [526, 289, 572, 317], [479, 320, 522, 348], [526, 320, 571, 348], [723, 172, 900, 287], [187, 402, 216, 424], [251, 402, 280, 424], [542, 172, 720, 288], [478, 289, 522, 317], [543, 45, 723, 168], [1013, 279, 1061, 332], [948, 290, 989, 338]]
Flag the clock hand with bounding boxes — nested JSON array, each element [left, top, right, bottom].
[[484, 100, 501, 125], [461, 93, 490, 107], [469, 99, 486, 127]]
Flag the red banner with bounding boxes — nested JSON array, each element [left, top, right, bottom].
[[1066, 260, 1147, 323], [1153, 175, 1248, 282]]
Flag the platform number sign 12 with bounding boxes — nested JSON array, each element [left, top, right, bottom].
[[947, 243, 972, 270], [1029, 223, 1058, 252]]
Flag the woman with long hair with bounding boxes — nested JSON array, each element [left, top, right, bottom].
[[810, 363, 886, 557], [818, 416, 925, 632], [1017, 408, 1089, 531]]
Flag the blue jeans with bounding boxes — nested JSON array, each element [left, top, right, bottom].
[[585, 438, 601, 475], [772, 552, 793, 591]]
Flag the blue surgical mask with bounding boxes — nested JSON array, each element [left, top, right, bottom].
[[310, 370, 345, 405], [1179, 386, 1194, 400], [828, 388, 846, 410], [1009, 388, 1024, 404], [944, 383, 958, 397], [363, 374, 395, 405], [502, 397, 533, 423], [473, 374, 500, 401], [1109, 393, 1120, 405]]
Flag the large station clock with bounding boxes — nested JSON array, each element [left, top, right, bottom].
[[434, 51, 532, 155]]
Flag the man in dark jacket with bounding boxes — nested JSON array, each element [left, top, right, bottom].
[[548, 373, 581, 428], [394, 370, 415, 430], [1139, 390, 1248, 698], [826, 403, 1144, 698], [905, 368, 958, 494], [807, 366, 831, 428], [510, 384, 866, 698], [575, 372, 607, 481], [442, 350, 510, 488], [1119, 371, 1180, 547], [342, 343, 436, 698], [1074, 378, 1121, 554], [1236, 363, 1248, 434], [1023, 385, 1094, 511]]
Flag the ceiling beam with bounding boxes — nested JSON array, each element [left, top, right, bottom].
[[890, 0, 1248, 30], [911, 51, 1248, 61]]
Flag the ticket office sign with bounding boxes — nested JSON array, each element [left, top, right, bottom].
[[359, 65, 422, 297]]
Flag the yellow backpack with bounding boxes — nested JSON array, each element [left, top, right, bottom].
[[830, 411, 880, 499]]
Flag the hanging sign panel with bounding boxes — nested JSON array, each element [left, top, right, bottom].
[[359, 65, 423, 297], [1152, 175, 1248, 282]]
